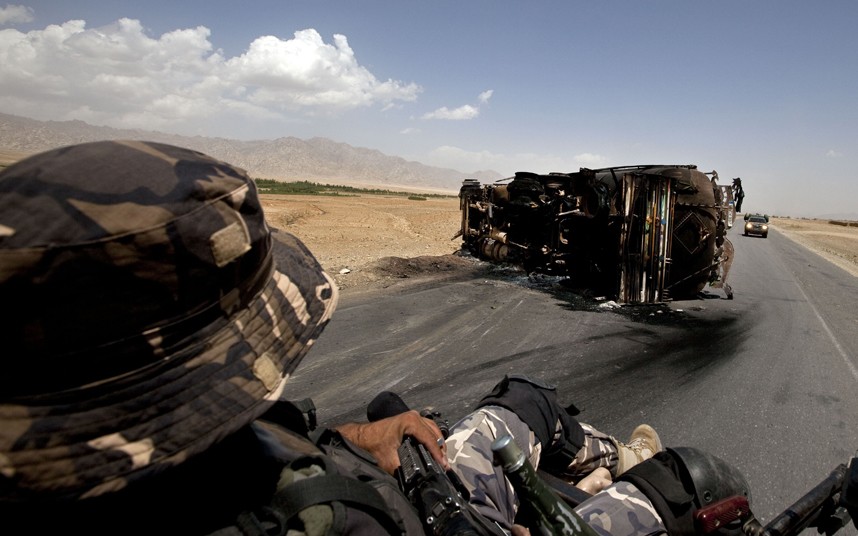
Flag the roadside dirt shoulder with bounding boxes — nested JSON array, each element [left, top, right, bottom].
[[260, 193, 469, 292], [770, 217, 858, 277]]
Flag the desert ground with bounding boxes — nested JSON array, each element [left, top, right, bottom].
[[260, 193, 471, 292], [770, 217, 858, 277], [260, 193, 858, 292]]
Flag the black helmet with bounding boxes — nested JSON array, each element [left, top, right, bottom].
[[669, 446, 751, 508], [618, 447, 751, 536]]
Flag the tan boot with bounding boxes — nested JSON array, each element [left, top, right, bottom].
[[614, 424, 663, 475]]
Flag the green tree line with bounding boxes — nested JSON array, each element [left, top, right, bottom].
[[253, 179, 453, 199]]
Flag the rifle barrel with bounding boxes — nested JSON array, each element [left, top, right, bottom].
[[761, 464, 847, 536]]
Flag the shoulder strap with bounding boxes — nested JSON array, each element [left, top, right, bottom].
[[221, 473, 407, 536], [271, 474, 405, 535]]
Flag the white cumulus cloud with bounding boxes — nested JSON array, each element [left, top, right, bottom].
[[825, 149, 843, 158], [0, 18, 421, 135], [422, 104, 480, 121], [224, 29, 419, 111], [0, 4, 33, 25], [574, 152, 609, 167], [421, 89, 493, 121]]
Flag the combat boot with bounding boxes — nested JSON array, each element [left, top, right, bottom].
[[613, 424, 663, 475]]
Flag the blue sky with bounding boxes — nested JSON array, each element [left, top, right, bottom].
[[1, 1, 856, 217]]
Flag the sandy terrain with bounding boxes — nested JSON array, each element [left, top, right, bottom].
[[770, 217, 858, 277], [261, 194, 858, 293], [260, 193, 472, 292]]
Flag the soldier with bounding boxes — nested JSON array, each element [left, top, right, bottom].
[[0, 141, 738, 535]]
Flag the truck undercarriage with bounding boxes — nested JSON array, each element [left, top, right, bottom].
[[457, 165, 738, 304]]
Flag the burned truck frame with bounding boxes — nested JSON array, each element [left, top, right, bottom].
[[458, 165, 736, 304]]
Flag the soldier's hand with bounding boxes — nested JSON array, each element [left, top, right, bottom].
[[336, 410, 449, 474]]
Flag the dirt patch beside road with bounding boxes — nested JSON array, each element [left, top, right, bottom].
[[260, 193, 473, 292], [770, 217, 858, 277]]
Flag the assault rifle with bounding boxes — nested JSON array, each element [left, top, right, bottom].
[[396, 433, 506, 536], [367, 391, 504, 536]]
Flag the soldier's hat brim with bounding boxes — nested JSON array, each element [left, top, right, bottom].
[[0, 140, 338, 501]]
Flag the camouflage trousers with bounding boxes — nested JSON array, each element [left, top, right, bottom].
[[446, 406, 665, 535]]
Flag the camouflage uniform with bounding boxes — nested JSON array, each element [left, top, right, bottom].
[[447, 406, 665, 535], [575, 482, 666, 536]]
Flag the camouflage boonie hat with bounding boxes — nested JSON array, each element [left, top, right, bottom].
[[0, 140, 338, 501]]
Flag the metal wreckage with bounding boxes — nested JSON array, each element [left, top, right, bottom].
[[456, 166, 745, 304]]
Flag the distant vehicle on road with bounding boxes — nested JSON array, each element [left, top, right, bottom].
[[744, 215, 769, 238], [744, 212, 769, 222]]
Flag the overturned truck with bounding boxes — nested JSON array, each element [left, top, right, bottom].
[[458, 165, 737, 304]]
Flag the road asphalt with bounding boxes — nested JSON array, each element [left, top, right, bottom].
[[288, 224, 858, 526]]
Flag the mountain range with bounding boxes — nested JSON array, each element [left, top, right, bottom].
[[0, 112, 503, 193]]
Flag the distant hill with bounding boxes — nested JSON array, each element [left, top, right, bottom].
[[0, 112, 503, 193]]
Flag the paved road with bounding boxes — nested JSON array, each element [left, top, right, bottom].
[[288, 224, 858, 525]]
